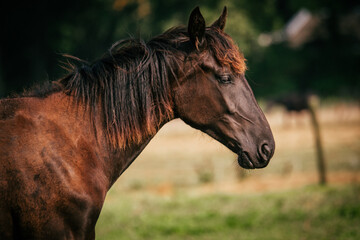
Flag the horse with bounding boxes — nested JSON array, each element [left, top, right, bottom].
[[0, 7, 275, 239], [265, 92, 316, 127], [265, 92, 311, 113]]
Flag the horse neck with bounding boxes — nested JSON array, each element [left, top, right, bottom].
[[99, 51, 180, 186], [40, 91, 172, 190], [57, 45, 182, 188], [106, 117, 171, 187]]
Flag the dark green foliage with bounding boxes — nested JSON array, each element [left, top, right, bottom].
[[1, 0, 359, 99]]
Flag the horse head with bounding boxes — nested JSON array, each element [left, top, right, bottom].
[[172, 7, 275, 169]]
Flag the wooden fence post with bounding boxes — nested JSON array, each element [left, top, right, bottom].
[[308, 97, 327, 185]]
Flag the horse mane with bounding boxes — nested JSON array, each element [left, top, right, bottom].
[[58, 26, 246, 149]]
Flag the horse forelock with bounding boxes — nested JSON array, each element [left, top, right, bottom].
[[205, 28, 247, 75]]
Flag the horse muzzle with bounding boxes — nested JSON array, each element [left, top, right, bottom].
[[237, 142, 275, 169]]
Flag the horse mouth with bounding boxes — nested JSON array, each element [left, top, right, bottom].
[[237, 151, 255, 169], [202, 128, 270, 169]]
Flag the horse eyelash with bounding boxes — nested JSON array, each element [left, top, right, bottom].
[[200, 64, 233, 84], [216, 74, 233, 84]]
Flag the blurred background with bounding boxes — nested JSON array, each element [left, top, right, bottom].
[[1, 0, 359, 239]]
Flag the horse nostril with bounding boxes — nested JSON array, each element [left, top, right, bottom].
[[260, 143, 272, 161]]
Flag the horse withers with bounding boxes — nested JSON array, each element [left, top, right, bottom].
[[0, 7, 275, 239]]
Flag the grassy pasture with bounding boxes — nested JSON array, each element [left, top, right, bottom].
[[96, 102, 360, 239], [97, 185, 360, 240]]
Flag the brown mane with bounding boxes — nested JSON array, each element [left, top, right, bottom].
[[58, 26, 246, 149]]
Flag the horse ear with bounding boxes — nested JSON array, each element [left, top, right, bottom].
[[188, 6, 206, 50], [211, 6, 227, 31]]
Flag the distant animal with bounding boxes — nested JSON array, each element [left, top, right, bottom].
[[265, 92, 314, 127], [0, 7, 274, 239], [266, 93, 310, 113]]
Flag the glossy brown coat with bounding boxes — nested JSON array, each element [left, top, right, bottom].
[[0, 7, 274, 239]]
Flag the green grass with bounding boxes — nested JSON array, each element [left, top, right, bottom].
[[95, 184, 360, 240]]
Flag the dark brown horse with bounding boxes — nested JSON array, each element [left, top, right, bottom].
[[0, 7, 274, 239]]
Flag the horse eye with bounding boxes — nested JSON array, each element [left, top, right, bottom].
[[216, 74, 232, 84]]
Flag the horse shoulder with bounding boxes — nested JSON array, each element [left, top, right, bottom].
[[0, 96, 107, 239]]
